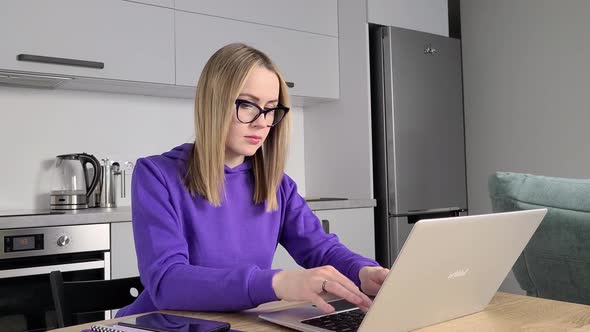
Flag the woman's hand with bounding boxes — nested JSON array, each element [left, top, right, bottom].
[[272, 265, 373, 313], [358, 266, 390, 296]]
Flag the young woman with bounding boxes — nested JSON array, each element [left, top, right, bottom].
[[116, 43, 389, 317]]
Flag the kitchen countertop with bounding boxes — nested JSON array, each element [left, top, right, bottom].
[[0, 207, 133, 230], [0, 198, 376, 230], [307, 198, 376, 211]]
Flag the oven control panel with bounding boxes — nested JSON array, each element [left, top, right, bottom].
[[0, 224, 109, 259], [4, 234, 44, 252]]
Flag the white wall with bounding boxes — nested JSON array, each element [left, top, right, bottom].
[[461, 0, 590, 293], [303, 0, 373, 199], [0, 87, 306, 210], [367, 0, 449, 36]]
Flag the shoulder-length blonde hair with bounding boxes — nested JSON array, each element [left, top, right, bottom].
[[184, 43, 290, 212]]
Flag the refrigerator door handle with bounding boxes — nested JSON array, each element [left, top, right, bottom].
[[394, 207, 468, 224], [393, 207, 467, 218]]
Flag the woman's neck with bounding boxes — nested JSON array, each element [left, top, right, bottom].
[[225, 155, 245, 168]]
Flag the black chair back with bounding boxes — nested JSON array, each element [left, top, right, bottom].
[[49, 270, 143, 327]]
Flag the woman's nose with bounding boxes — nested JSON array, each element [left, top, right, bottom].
[[251, 113, 267, 128]]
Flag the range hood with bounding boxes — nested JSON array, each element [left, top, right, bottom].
[[0, 69, 195, 99], [0, 71, 73, 89]]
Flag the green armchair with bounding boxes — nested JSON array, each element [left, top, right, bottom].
[[489, 171, 590, 304]]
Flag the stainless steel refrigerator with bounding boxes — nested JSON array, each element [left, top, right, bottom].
[[370, 25, 468, 267]]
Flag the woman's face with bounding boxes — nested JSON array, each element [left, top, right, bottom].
[[225, 65, 279, 167]]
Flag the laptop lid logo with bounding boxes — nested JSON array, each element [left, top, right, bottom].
[[448, 268, 470, 279]]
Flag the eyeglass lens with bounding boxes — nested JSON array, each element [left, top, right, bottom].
[[236, 100, 286, 126]]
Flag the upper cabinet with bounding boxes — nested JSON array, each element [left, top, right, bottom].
[[0, 0, 175, 84], [175, 11, 339, 100], [175, 0, 338, 37], [367, 0, 449, 37], [0, 1, 339, 101]]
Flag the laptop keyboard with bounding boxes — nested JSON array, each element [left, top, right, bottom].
[[301, 309, 365, 332]]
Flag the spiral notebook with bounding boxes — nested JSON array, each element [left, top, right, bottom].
[[81, 327, 243, 332], [81, 311, 235, 332], [83, 324, 145, 332]]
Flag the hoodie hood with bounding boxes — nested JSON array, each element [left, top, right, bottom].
[[162, 143, 252, 174]]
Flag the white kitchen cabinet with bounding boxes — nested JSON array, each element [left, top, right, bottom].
[[0, 0, 174, 84], [367, 0, 449, 36], [272, 208, 375, 270], [110, 221, 139, 279], [314, 208, 375, 260], [175, 11, 339, 100], [175, 0, 338, 37]]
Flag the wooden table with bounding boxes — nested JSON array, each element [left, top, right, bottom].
[[53, 292, 590, 331]]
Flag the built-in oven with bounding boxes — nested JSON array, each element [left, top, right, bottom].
[[0, 224, 110, 332]]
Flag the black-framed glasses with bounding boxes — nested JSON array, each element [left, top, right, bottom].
[[235, 99, 290, 127]]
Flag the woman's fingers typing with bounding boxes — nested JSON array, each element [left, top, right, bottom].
[[310, 293, 336, 314], [320, 280, 370, 312], [272, 266, 373, 314], [318, 268, 372, 309], [359, 266, 390, 296]]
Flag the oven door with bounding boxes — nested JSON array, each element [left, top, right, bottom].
[[0, 251, 110, 332]]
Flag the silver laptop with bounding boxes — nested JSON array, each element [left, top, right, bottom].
[[259, 209, 547, 332]]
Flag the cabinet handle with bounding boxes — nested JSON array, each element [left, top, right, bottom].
[[17, 54, 104, 69], [321, 219, 330, 233], [286, 81, 295, 88]]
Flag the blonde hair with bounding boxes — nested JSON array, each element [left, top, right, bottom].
[[184, 43, 291, 212]]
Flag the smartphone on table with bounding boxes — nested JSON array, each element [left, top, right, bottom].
[[118, 312, 230, 332]]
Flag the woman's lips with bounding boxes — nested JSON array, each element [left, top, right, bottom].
[[245, 136, 261, 144]]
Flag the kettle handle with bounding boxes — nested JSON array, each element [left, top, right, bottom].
[[79, 153, 101, 199]]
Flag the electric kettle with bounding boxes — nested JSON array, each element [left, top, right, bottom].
[[50, 153, 101, 210]]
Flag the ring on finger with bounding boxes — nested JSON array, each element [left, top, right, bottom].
[[321, 279, 329, 293]]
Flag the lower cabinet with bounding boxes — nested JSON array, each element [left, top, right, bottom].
[[110, 221, 139, 279], [272, 241, 303, 271], [272, 208, 376, 270], [314, 208, 376, 260]]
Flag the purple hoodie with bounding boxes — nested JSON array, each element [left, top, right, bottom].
[[116, 144, 378, 316]]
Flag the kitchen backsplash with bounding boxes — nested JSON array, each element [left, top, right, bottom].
[[0, 86, 306, 210]]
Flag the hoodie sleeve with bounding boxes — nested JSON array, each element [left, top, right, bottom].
[[131, 158, 280, 312], [279, 175, 380, 286]]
